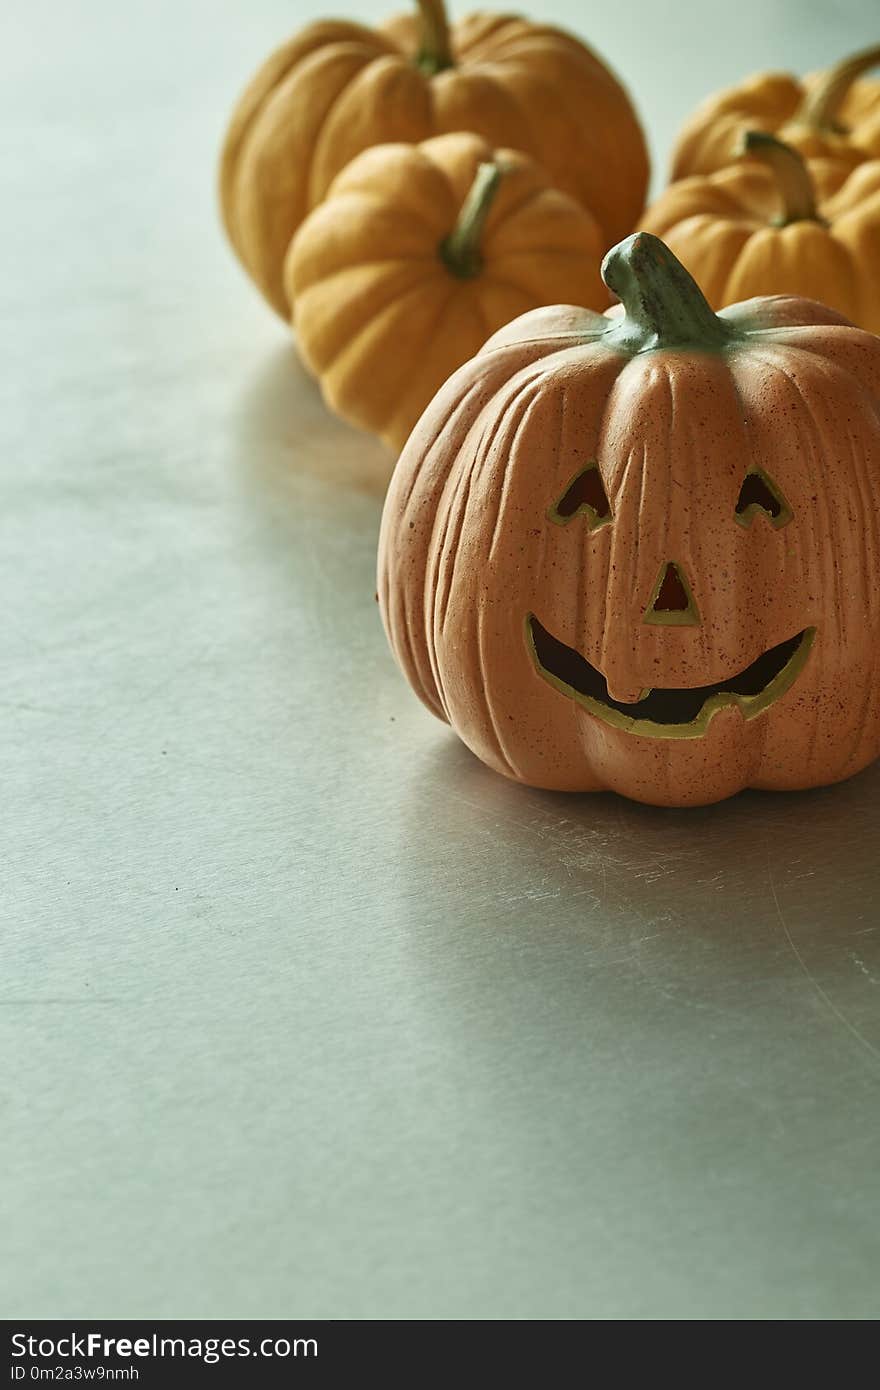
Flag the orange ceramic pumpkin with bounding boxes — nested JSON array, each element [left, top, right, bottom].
[[286, 133, 609, 451], [671, 43, 880, 181], [219, 0, 648, 316], [378, 233, 880, 807], [640, 133, 880, 332]]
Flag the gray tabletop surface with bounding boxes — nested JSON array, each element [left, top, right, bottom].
[[3, 0, 879, 1320]]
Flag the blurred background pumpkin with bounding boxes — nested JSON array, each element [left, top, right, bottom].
[[286, 132, 610, 449], [219, 0, 648, 317], [640, 133, 880, 331], [670, 43, 880, 182]]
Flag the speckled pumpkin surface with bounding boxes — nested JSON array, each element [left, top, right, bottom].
[[219, 0, 648, 316], [671, 44, 880, 182], [640, 134, 880, 333], [378, 233, 880, 807]]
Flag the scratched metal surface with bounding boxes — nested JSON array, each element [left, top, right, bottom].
[[3, 0, 879, 1320]]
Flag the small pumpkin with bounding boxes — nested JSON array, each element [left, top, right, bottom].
[[671, 43, 880, 181], [286, 133, 609, 451], [219, 0, 648, 316], [378, 233, 880, 808], [639, 133, 880, 333]]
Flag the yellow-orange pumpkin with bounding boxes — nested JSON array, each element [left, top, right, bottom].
[[219, 0, 648, 316], [378, 233, 880, 807], [639, 133, 880, 332], [286, 133, 609, 451], [671, 43, 880, 181]]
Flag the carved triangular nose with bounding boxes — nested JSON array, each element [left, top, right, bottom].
[[645, 561, 700, 626]]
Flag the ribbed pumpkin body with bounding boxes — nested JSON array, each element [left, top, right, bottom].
[[671, 57, 880, 181], [378, 239, 880, 806], [220, 7, 648, 316], [639, 158, 880, 333], [287, 133, 609, 451]]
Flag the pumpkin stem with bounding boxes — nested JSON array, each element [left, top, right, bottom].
[[415, 0, 454, 75], [795, 43, 880, 132], [601, 233, 735, 353], [439, 161, 503, 279], [742, 131, 820, 224]]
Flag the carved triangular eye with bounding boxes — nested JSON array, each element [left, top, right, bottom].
[[735, 469, 792, 529], [549, 463, 612, 529]]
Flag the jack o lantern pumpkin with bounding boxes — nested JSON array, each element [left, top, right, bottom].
[[671, 42, 880, 182], [378, 233, 880, 807], [219, 0, 648, 316], [286, 133, 609, 451], [639, 133, 880, 333]]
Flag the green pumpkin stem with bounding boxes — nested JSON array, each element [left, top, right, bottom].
[[601, 232, 734, 352], [742, 131, 820, 224], [440, 161, 503, 279], [415, 0, 454, 75], [795, 42, 880, 132]]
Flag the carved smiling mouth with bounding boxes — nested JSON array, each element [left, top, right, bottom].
[[527, 615, 815, 739]]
